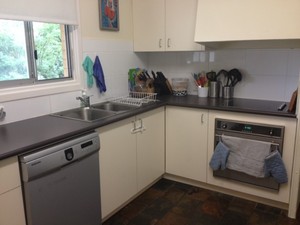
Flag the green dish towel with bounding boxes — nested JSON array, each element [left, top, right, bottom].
[[82, 56, 94, 88]]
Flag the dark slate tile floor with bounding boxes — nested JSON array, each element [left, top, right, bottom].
[[103, 178, 300, 225]]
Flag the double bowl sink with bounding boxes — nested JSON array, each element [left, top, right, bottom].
[[52, 102, 139, 122]]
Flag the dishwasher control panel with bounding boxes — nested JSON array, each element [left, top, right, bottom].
[[19, 132, 100, 182]]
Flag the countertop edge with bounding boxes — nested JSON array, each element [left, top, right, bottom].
[[0, 96, 296, 160]]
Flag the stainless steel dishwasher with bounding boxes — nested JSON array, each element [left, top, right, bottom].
[[19, 131, 101, 225]]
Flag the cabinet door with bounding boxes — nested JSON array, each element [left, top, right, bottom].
[[166, 106, 208, 182], [195, 0, 300, 43], [0, 156, 21, 194], [136, 107, 165, 191], [97, 117, 137, 219], [166, 0, 204, 51], [0, 187, 26, 225], [133, 0, 165, 52]]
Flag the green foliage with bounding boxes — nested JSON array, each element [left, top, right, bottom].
[[0, 34, 27, 81], [35, 24, 64, 80]]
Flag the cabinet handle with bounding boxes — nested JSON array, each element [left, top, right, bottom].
[[131, 119, 146, 134], [139, 119, 146, 133], [159, 39, 162, 48], [201, 114, 204, 124], [131, 120, 138, 134], [167, 38, 171, 48]]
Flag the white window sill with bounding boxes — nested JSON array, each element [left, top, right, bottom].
[[0, 79, 82, 102]]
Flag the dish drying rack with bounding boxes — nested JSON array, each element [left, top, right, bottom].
[[111, 92, 157, 107]]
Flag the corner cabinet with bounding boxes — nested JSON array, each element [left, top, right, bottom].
[[194, 0, 300, 47], [0, 156, 26, 225], [97, 107, 165, 219], [166, 106, 208, 182], [132, 0, 204, 52]]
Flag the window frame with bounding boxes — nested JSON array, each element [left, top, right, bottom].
[[0, 21, 82, 102]]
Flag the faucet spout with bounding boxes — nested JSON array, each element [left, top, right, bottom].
[[76, 95, 91, 108]]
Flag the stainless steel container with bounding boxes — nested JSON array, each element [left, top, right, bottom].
[[223, 86, 234, 99], [209, 81, 220, 98]]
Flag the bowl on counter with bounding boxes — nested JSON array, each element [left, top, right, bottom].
[[171, 78, 189, 96]]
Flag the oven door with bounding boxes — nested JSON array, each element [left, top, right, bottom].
[[213, 119, 284, 191]]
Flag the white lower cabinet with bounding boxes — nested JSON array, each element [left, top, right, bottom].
[[136, 108, 165, 191], [97, 107, 165, 219], [97, 117, 137, 219], [166, 106, 208, 182], [0, 157, 26, 225]]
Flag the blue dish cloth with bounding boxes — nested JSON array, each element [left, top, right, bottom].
[[209, 141, 230, 171], [264, 150, 288, 184], [93, 56, 107, 93], [82, 56, 94, 88]]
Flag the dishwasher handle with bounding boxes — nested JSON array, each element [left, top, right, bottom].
[[19, 132, 100, 182]]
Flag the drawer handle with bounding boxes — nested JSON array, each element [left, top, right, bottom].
[[159, 39, 162, 48], [167, 38, 171, 48]]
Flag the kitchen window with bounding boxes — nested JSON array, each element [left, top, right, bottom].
[[0, 0, 80, 101], [0, 19, 72, 88]]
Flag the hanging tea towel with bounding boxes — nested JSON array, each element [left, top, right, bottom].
[[93, 56, 107, 93], [82, 56, 94, 88]]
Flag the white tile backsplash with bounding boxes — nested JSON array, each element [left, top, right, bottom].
[[50, 91, 82, 113], [2, 96, 51, 124], [245, 49, 289, 76], [148, 48, 300, 100]]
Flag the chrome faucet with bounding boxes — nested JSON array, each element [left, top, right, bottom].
[[76, 91, 91, 108]]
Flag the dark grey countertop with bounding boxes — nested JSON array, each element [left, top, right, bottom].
[[0, 95, 296, 160]]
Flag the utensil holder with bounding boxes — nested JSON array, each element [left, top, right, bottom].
[[223, 86, 234, 99], [209, 81, 220, 98], [198, 87, 208, 97]]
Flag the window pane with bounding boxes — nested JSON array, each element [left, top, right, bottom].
[[33, 22, 70, 80], [0, 20, 29, 81]]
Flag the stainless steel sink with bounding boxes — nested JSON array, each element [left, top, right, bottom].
[[52, 107, 117, 122], [92, 102, 138, 112]]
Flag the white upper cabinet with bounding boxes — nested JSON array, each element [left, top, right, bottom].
[[133, 0, 204, 52], [194, 0, 300, 48]]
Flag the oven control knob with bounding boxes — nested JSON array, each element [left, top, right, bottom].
[[269, 129, 273, 136], [221, 123, 227, 129]]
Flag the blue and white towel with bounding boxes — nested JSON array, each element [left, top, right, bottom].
[[264, 150, 288, 184], [93, 56, 107, 93], [209, 141, 230, 171], [223, 135, 271, 178]]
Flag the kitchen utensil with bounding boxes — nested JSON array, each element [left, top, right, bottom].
[[217, 70, 228, 87], [206, 71, 218, 82], [229, 69, 242, 87], [225, 72, 234, 87], [192, 72, 208, 87]]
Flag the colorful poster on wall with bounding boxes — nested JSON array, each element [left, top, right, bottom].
[[99, 0, 119, 31]]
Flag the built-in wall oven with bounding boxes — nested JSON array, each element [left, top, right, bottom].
[[214, 118, 285, 190]]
